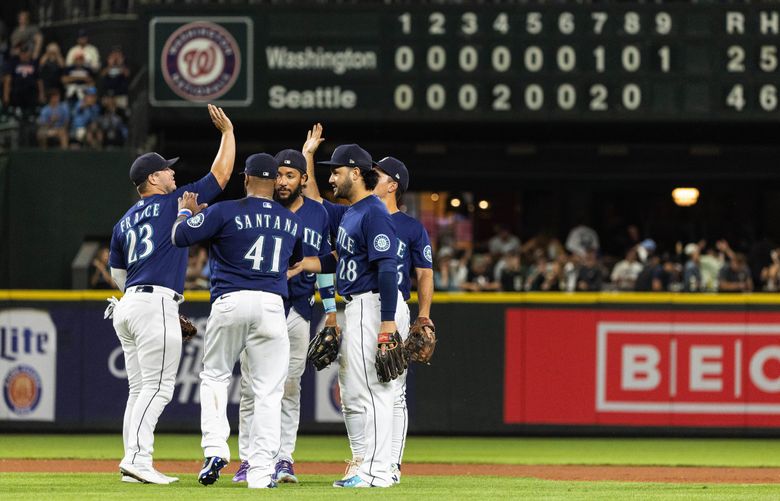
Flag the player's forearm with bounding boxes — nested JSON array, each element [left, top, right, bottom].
[[316, 272, 337, 314], [110, 267, 127, 291], [171, 214, 190, 247], [378, 259, 398, 322], [210, 129, 235, 188], [415, 268, 434, 318], [302, 152, 322, 202]]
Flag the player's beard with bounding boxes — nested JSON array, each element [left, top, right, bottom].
[[274, 184, 302, 207], [333, 176, 352, 200]]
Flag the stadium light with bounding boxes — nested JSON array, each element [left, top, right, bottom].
[[672, 187, 700, 207], [478, 200, 490, 210], [450, 198, 461, 208], [431, 193, 440, 202]]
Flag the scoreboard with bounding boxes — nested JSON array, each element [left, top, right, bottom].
[[149, 2, 780, 122]]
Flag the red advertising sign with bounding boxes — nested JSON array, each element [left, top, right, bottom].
[[504, 309, 780, 427]]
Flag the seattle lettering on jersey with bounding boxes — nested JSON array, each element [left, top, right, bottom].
[[336, 226, 356, 254], [303, 227, 323, 251], [119, 202, 161, 233], [234, 213, 299, 237]]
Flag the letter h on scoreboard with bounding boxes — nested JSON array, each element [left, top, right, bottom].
[[596, 322, 780, 415]]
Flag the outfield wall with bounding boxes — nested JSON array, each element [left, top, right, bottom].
[[2, 291, 780, 436]]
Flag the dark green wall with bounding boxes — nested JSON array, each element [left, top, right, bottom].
[[1, 150, 136, 288]]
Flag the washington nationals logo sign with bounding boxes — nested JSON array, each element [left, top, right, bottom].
[[161, 21, 241, 102]]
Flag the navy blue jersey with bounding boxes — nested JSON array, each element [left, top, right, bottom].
[[288, 197, 332, 320], [109, 173, 222, 293], [392, 211, 433, 301], [322, 198, 348, 241], [331, 195, 396, 295], [172, 197, 303, 302]]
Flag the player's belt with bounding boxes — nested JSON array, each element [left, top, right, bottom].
[[343, 289, 379, 303], [129, 285, 184, 303]]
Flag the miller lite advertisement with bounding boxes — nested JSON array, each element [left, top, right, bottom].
[[504, 309, 780, 428], [0, 309, 57, 421], [149, 17, 253, 106]]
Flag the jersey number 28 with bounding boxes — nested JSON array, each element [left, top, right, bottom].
[[244, 235, 283, 273]]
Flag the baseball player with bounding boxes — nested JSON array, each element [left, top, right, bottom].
[[302, 135, 433, 484], [295, 142, 409, 488], [172, 153, 304, 489], [107, 104, 234, 484], [231, 148, 337, 484]]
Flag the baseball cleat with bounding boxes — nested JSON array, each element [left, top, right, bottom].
[[121, 475, 141, 483], [273, 459, 298, 483], [232, 460, 249, 483], [341, 457, 363, 480], [248, 479, 278, 489], [391, 463, 401, 485], [119, 463, 175, 485], [198, 456, 228, 486], [333, 474, 372, 488]]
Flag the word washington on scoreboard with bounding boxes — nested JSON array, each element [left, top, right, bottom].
[[147, 2, 780, 122]]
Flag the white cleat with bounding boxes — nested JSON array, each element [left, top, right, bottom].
[[391, 463, 401, 485], [342, 457, 363, 480], [119, 463, 176, 485], [121, 475, 141, 483]]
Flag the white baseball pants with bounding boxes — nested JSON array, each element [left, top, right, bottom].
[[339, 291, 409, 487], [113, 286, 182, 466], [238, 307, 310, 462], [199, 290, 288, 479]]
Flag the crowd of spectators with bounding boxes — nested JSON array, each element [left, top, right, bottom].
[[434, 222, 774, 294], [1, 10, 129, 149]]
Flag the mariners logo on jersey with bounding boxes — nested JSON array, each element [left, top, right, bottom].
[[161, 21, 242, 102], [373, 234, 391, 252], [187, 213, 205, 228], [424, 245, 433, 263]]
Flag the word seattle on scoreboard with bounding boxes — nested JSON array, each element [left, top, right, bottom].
[[149, 2, 780, 122]]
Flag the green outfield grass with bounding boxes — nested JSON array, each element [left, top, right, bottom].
[[1, 473, 780, 501], [5, 434, 780, 467]]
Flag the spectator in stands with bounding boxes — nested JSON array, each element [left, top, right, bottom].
[[488, 223, 521, 256], [66, 29, 100, 72], [699, 244, 725, 291], [718, 253, 753, 292], [635, 254, 676, 291], [36, 88, 69, 149], [100, 46, 130, 112], [524, 249, 548, 291], [461, 254, 500, 292], [93, 96, 128, 148], [89, 246, 113, 289], [434, 248, 468, 291], [682, 243, 703, 292], [499, 252, 524, 292], [185, 246, 209, 290], [10, 10, 42, 59], [540, 260, 565, 291], [39, 42, 65, 96], [62, 52, 96, 104], [2, 43, 43, 116], [69, 86, 100, 148], [576, 249, 604, 291], [565, 220, 600, 258], [611, 247, 643, 291], [761, 248, 780, 292]]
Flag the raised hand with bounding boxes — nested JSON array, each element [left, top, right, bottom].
[[302, 123, 324, 157], [208, 103, 233, 133]]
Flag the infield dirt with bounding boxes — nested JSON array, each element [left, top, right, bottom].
[[2, 459, 779, 484]]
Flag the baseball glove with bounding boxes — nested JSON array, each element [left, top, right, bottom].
[[307, 325, 341, 370], [405, 317, 437, 364], [375, 331, 407, 383], [180, 314, 197, 342]]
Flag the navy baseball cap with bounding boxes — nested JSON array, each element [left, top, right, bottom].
[[129, 152, 179, 186], [374, 156, 409, 193], [275, 149, 306, 173], [317, 144, 373, 171], [244, 153, 278, 179]]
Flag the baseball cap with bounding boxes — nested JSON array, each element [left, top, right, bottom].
[[275, 149, 306, 173], [374, 156, 409, 193], [129, 152, 179, 186], [317, 144, 373, 171], [84, 86, 97, 96], [244, 153, 278, 179]]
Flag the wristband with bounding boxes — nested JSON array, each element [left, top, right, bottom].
[[178, 208, 193, 218], [322, 297, 336, 314]]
